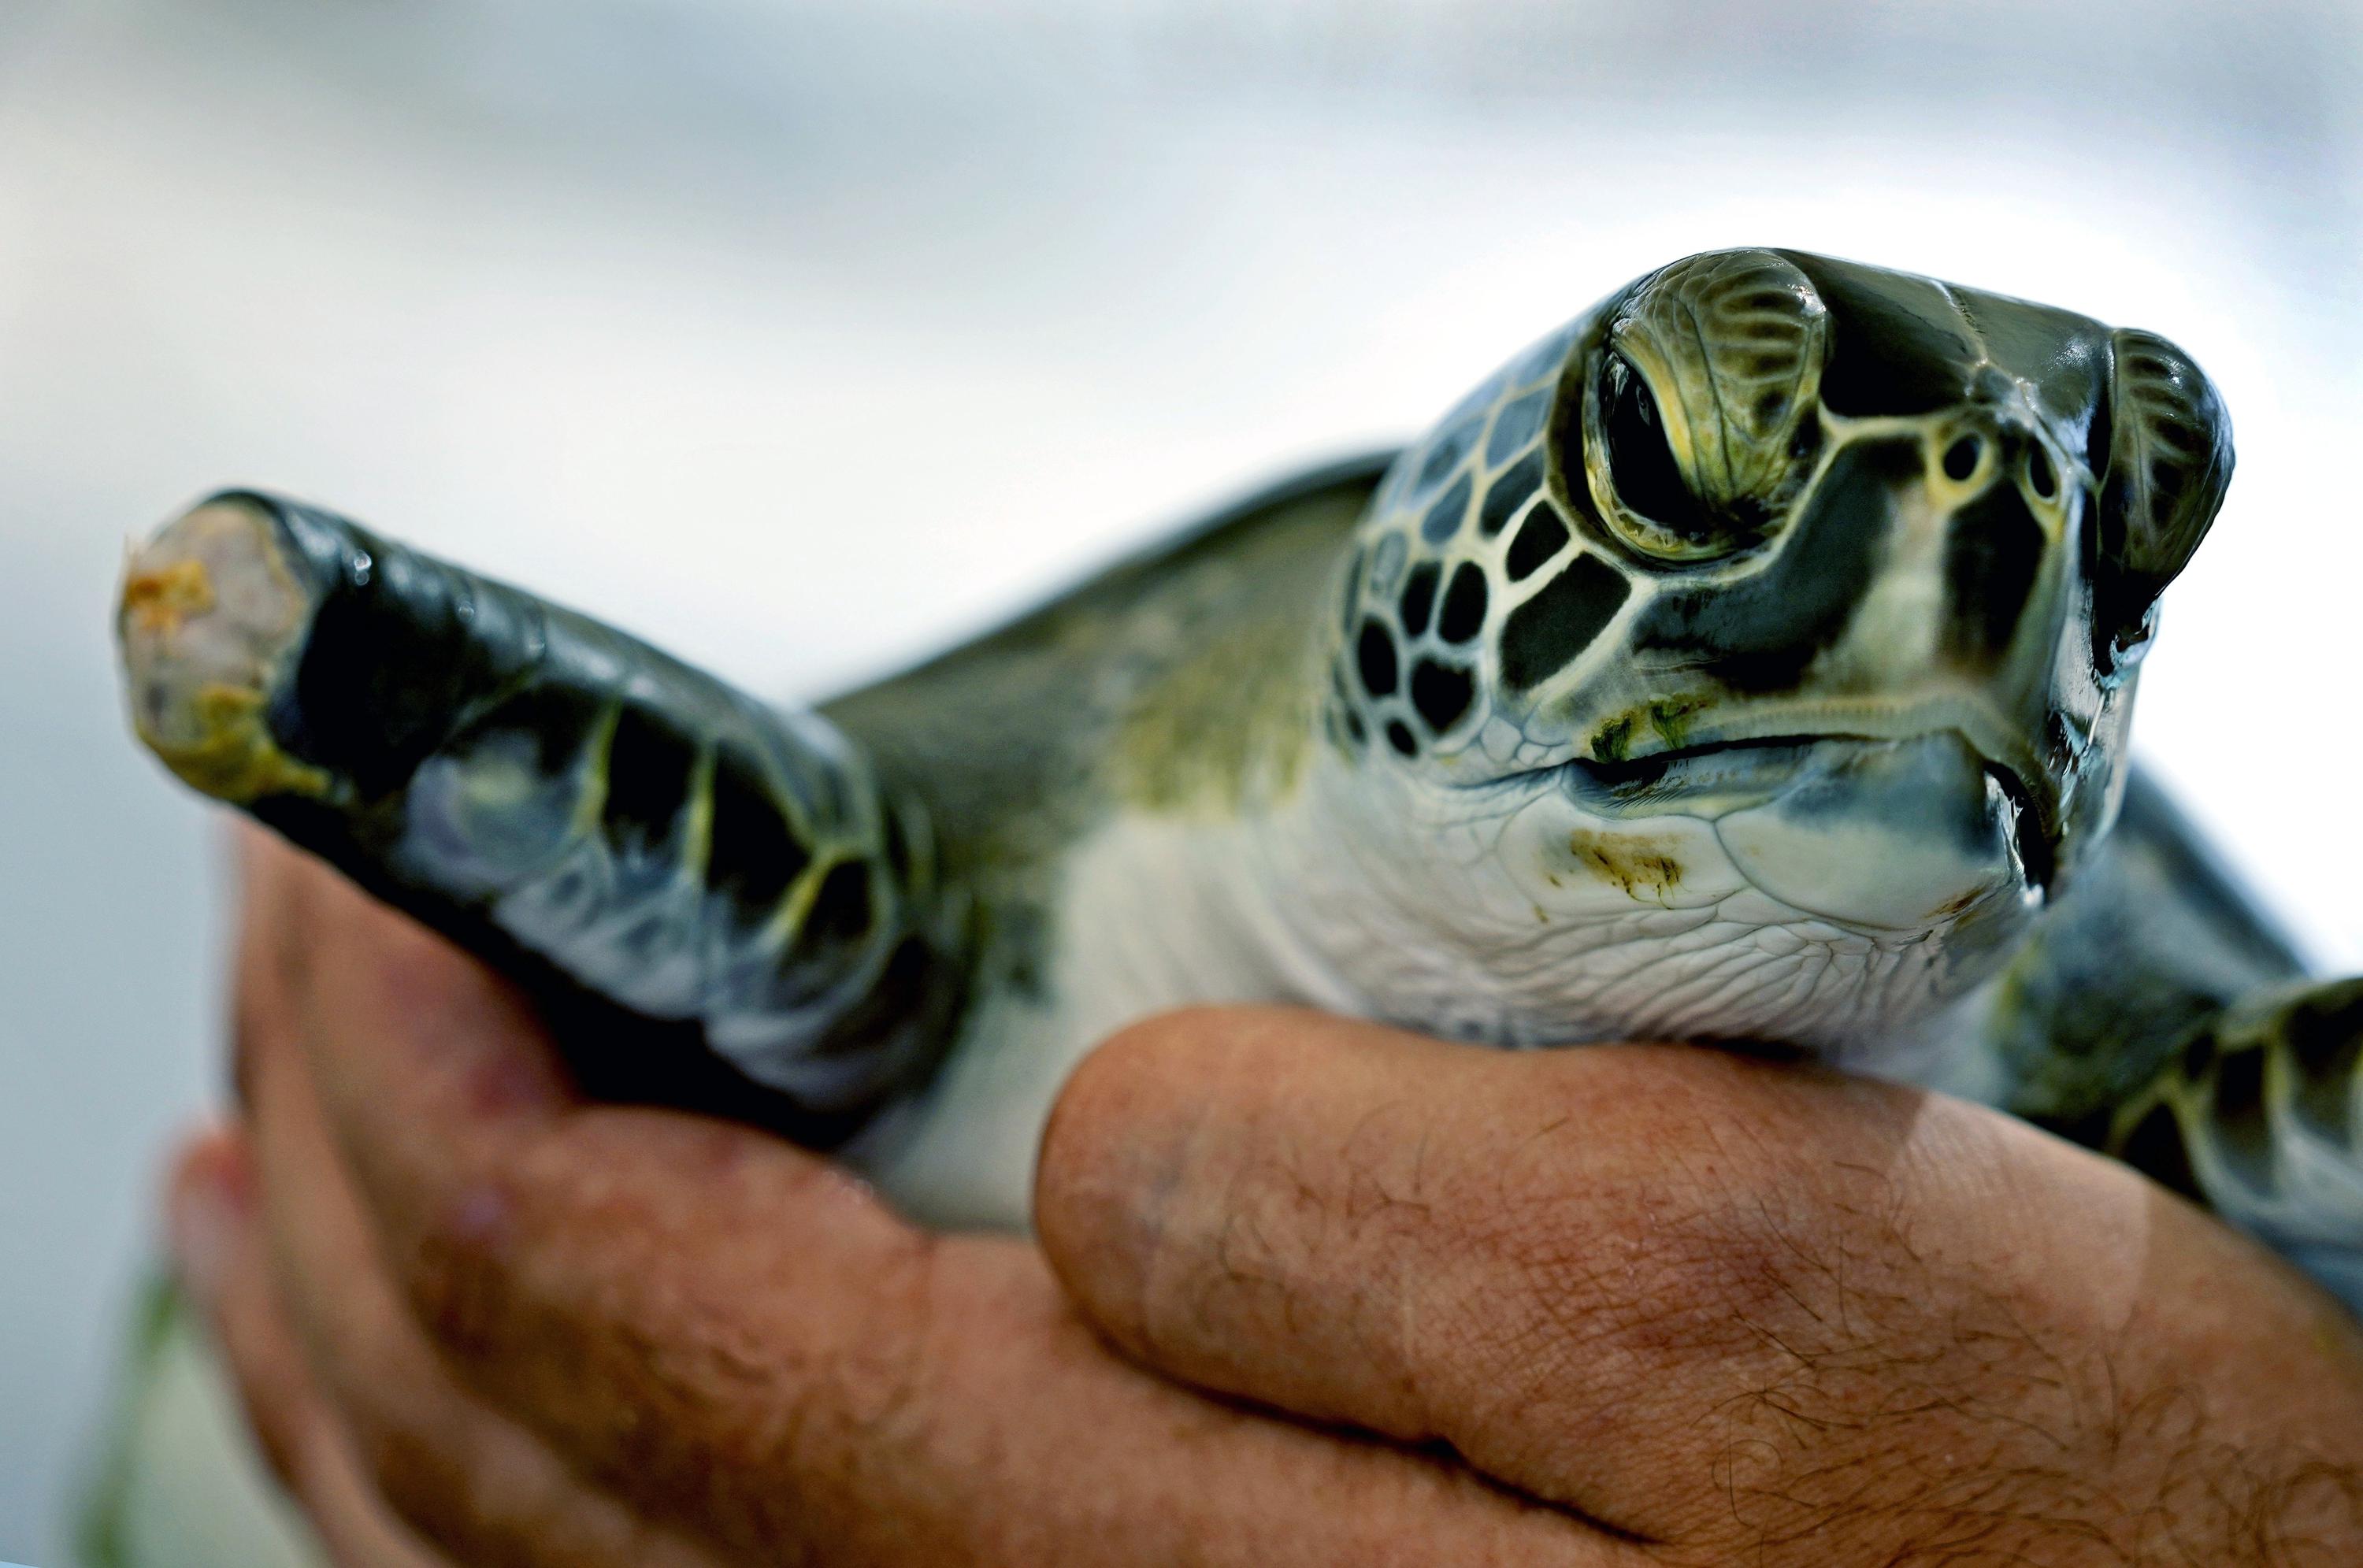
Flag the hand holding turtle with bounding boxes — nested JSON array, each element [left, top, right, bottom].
[[173, 835, 1618, 1566], [174, 835, 2363, 1567], [111, 248, 2363, 1562]]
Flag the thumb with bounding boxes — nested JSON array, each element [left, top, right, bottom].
[[1029, 1005, 2171, 1545]]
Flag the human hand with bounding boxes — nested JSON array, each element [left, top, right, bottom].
[[169, 832, 1603, 1566], [1035, 1015, 2363, 1562], [171, 833, 2363, 1566]]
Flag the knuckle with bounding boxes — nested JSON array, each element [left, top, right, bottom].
[[345, 1383, 589, 1568], [398, 1181, 526, 1362], [359, 1419, 519, 1568], [337, 1352, 662, 1568], [786, 1230, 951, 1461], [640, 1234, 949, 1554], [351, 1416, 447, 1525], [302, 1329, 506, 1559]]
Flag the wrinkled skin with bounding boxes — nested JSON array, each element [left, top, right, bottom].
[[174, 832, 2363, 1567]]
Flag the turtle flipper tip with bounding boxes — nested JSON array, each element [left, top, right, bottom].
[[117, 495, 333, 804]]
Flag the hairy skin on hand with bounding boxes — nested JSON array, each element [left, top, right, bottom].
[[1685, 1182, 2363, 1562], [1037, 1010, 2363, 1566]]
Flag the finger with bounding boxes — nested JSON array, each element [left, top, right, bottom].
[[226, 820, 283, 1111], [1034, 1005, 2172, 1541], [254, 836, 1630, 1565], [232, 884, 725, 1568], [168, 1128, 458, 1568]]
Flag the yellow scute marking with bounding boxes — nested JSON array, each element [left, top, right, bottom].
[[1565, 828, 1683, 903]]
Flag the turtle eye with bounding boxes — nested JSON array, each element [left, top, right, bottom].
[[2087, 328, 2231, 672], [1589, 351, 1767, 562], [1597, 354, 1716, 549]]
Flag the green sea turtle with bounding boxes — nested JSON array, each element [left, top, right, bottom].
[[90, 248, 2361, 1563]]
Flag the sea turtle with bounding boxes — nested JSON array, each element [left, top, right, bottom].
[[91, 248, 2362, 1563]]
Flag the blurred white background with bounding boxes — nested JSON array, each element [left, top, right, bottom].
[[2, 0, 2357, 1557]]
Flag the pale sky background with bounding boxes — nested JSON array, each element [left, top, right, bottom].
[[2, 0, 2359, 1558]]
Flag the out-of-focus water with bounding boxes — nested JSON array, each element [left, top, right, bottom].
[[2, 0, 2357, 1556]]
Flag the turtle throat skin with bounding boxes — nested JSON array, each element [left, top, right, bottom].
[[1306, 247, 2233, 1057]]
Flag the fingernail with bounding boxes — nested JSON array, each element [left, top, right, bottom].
[[169, 1141, 249, 1301]]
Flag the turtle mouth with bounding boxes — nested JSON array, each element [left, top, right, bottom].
[[1978, 755, 2056, 896], [1560, 732, 2061, 898]]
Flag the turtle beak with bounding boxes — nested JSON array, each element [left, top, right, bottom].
[[1714, 731, 2044, 927], [1824, 407, 2084, 888]]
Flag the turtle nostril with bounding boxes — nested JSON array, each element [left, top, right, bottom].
[[2027, 444, 2057, 499], [1942, 436, 1983, 483]]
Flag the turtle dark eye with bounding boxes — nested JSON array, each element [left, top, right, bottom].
[[1596, 354, 1717, 553], [2083, 328, 2232, 675]]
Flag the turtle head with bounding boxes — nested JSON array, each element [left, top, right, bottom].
[[1322, 248, 2229, 1038]]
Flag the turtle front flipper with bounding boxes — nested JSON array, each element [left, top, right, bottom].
[[2109, 978, 2363, 1310], [117, 491, 963, 1147]]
